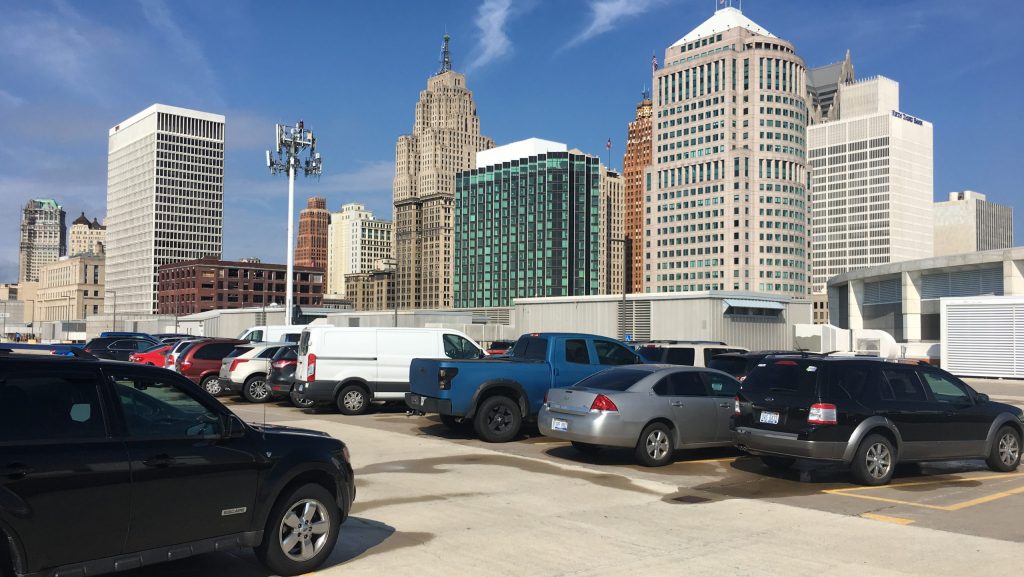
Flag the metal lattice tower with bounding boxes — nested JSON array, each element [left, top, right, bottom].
[[438, 33, 452, 75]]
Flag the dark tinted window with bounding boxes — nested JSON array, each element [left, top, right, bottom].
[[226, 346, 254, 359], [490, 341, 514, 351], [257, 347, 281, 359], [565, 339, 591, 364], [85, 338, 115, 349], [668, 372, 707, 396], [443, 334, 481, 360], [510, 337, 548, 360], [637, 347, 663, 362], [882, 368, 927, 401], [575, 368, 648, 391], [741, 359, 819, 396], [705, 372, 741, 397], [704, 348, 747, 365], [283, 333, 301, 343], [827, 363, 887, 403], [665, 347, 695, 365], [193, 343, 237, 360], [273, 347, 298, 361], [0, 366, 106, 441], [708, 356, 748, 377], [594, 341, 638, 366], [110, 372, 221, 438]]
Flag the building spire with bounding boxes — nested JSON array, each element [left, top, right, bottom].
[[438, 33, 452, 75]]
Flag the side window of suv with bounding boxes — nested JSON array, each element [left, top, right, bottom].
[[665, 347, 695, 365], [881, 368, 927, 402], [0, 366, 106, 441], [111, 372, 222, 438], [594, 340, 638, 366], [194, 343, 234, 360], [831, 364, 885, 403], [919, 370, 972, 404]]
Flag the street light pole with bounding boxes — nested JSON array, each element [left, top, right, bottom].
[[267, 121, 322, 326]]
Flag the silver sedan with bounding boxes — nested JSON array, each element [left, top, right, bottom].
[[538, 365, 741, 466]]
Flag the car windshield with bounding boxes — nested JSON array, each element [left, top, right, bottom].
[[741, 359, 819, 396], [708, 356, 749, 377], [573, 368, 649, 391]]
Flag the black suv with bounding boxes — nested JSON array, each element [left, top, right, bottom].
[[0, 354, 355, 577], [709, 351, 814, 381], [732, 356, 1023, 485], [83, 336, 159, 361]]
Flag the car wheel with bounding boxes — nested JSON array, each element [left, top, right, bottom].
[[242, 375, 272, 403], [290, 390, 316, 409], [336, 384, 369, 415], [760, 456, 796, 471], [254, 483, 340, 576], [571, 441, 601, 456], [635, 422, 674, 467], [473, 396, 521, 443], [986, 425, 1021, 472], [851, 434, 895, 486], [200, 375, 222, 397]]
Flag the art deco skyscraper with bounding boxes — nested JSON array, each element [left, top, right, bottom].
[[19, 198, 66, 283], [295, 196, 329, 268], [623, 90, 653, 293], [393, 35, 494, 310], [646, 6, 809, 297], [105, 104, 224, 314]]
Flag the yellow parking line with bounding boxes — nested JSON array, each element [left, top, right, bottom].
[[829, 472, 1024, 494], [676, 457, 738, 465], [825, 472, 1024, 512], [943, 484, 1024, 511], [860, 512, 915, 525]]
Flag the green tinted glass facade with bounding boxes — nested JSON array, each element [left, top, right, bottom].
[[454, 151, 601, 308]]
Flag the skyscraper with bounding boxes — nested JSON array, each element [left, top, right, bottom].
[[623, 90, 653, 293], [934, 191, 1013, 256], [326, 203, 393, 298], [646, 6, 809, 297], [68, 212, 106, 256], [295, 196, 329, 268], [105, 104, 224, 315], [393, 35, 495, 310], [18, 198, 66, 283], [807, 50, 854, 123], [807, 76, 934, 293]]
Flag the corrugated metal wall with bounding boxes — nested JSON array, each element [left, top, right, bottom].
[[943, 300, 1024, 378]]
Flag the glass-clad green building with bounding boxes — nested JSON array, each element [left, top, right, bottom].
[[454, 144, 602, 308]]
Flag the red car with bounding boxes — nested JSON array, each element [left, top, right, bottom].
[[175, 338, 246, 396], [128, 344, 171, 366]]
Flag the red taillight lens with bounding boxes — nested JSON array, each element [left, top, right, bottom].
[[543, 389, 549, 403], [590, 394, 618, 412], [808, 403, 837, 425], [180, 360, 192, 371], [774, 360, 798, 366], [272, 359, 296, 369], [128, 354, 137, 362], [229, 358, 248, 372], [306, 354, 316, 382], [734, 395, 741, 415], [84, 347, 93, 353]]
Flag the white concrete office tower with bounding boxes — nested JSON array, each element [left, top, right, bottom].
[[934, 191, 1013, 256], [808, 77, 934, 294], [105, 104, 224, 315], [646, 7, 810, 297], [326, 203, 393, 298]]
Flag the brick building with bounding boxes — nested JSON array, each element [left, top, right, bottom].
[[157, 257, 324, 315], [296, 196, 329, 268], [622, 93, 652, 293]]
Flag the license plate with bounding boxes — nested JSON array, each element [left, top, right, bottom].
[[551, 418, 568, 432], [759, 411, 780, 425]]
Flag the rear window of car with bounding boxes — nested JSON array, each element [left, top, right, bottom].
[[741, 359, 820, 397], [509, 337, 548, 360], [193, 342, 237, 360], [573, 368, 649, 391], [274, 347, 298, 361], [490, 341, 513, 351], [225, 346, 254, 359], [637, 346, 663, 362], [708, 356, 749, 377]]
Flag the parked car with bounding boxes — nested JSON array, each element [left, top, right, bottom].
[[83, 336, 159, 362], [486, 340, 515, 356], [175, 339, 246, 395], [540, 365, 741, 466], [268, 345, 311, 408], [0, 353, 354, 577], [239, 325, 305, 344], [295, 327, 485, 415], [407, 333, 643, 443], [635, 340, 748, 367], [732, 356, 1023, 485], [165, 337, 208, 370], [99, 331, 161, 345], [219, 343, 289, 403], [708, 350, 814, 381], [128, 344, 171, 366]]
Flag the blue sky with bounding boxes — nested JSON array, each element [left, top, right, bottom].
[[1, 0, 1021, 282]]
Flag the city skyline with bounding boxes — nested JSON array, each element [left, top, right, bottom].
[[1, 0, 1022, 282]]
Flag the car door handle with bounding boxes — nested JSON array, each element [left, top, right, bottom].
[[719, 402, 731, 408], [4, 463, 35, 479], [670, 401, 685, 407], [142, 454, 176, 468]]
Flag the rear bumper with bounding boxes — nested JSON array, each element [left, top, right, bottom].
[[222, 377, 243, 392], [405, 393, 454, 416], [733, 426, 847, 461], [537, 407, 638, 447], [269, 378, 294, 393], [293, 380, 338, 402]]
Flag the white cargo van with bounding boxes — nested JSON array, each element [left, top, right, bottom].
[[294, 327, 484, 415], [238, 325, 305, 344]]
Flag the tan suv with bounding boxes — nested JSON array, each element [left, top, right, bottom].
[[218, 343, 289, 403], [635, 340, 748, 367]]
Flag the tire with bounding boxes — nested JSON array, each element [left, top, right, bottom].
[[336, 384, 370, 415], [254, 483, 340, 576], [850, 434, 896, 486], [290, 390, 316, 409], [242, 375, 272, 403], [760, 456, 796, 471], [200, 375, 222, 397], [571, 441, 601, 456], [635, 422, 674, 467], [986, 425, 1021, 472], [473, 396, 522, 443]]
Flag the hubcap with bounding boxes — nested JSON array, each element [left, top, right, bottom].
[[999, 432, 1020, 466], [249, 380, 269, 400], [204, 379, 221, 395], [279, 499, 331, 562], [487, 405, 513, 432], [865, 442, 892, 479], [646, 430, 669, 460], [343, 391, 364, 411]]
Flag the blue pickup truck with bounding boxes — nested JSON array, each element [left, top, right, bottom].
[[405, 332, 643, 442]]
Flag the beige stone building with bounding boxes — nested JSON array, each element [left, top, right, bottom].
[[934, 191, 1013, 257], [345, 259, 396, 311], [326, 203, 393, 298], [599, 168, 626, 295], [392, 35, 494, 310], [646, 7, 810, 298], [68, 212, 106, 256], [37, 254, 105, 321]]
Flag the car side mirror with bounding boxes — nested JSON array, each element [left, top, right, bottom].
[[225, 415, 247, 438], [976, 393, 989, 404]]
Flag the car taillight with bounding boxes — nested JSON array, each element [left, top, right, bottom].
[[128, 354, 137, 362], [229, 358, 248, 372], [738, 375, 747, 382], [166, 355, 174, 366], [543, 389, 549, 403], [808, 403, 837, 425], [306, 354, 316, 382], [590, 394, 618, 412], [438, 367, 458, 390], [180, 360, 192, 371], [272, 359, 296, 369], [83, 347, 93, 353], [734, 395, 741, 415]]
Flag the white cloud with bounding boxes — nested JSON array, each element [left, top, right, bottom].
[[138, 0, 223, 106], [468, 0, 516, 71], [0, 88, 24, 108], [565, 0, 668, 49]]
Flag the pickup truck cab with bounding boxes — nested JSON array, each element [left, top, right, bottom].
[[406, 332, 643, 442]]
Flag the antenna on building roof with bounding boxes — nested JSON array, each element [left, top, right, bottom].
[[438, 33, 452, 75]]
